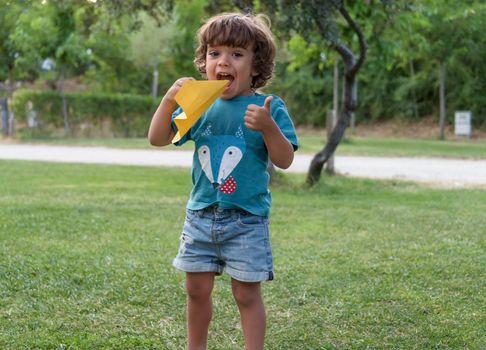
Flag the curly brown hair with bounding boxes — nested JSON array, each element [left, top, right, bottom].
[[194, 13, 276, 89]]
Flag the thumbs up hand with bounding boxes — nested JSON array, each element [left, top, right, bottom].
[[244, 96, 275, 133]]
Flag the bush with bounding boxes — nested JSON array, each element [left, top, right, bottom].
[[270, 63, 332, 127], [11, 90, 158, 137]]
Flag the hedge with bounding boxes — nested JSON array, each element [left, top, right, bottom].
[[11, 90, 159, 137]]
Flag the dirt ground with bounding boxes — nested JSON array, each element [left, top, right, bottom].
[[354, 117, 486, 139], [299, 116, 486, 140]]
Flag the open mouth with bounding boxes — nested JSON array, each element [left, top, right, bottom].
[[217, 73, 234, 87]]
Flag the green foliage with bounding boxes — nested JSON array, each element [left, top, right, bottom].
[[0, 0, 36, 82], [128, 12, 172, 69], [269, 32, 333, 126], [270, 63, 331, 126], [3, 0, 486, 130], [83, 15, 145, 94], [157, 0, 207, 89], [356, 0, 486, 125], [10, 1, 92, 79], [11, 90, 156, 137]]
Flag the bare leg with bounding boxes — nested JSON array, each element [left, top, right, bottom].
[[186, 272, 215, 350], [231, 279, 266, 350]]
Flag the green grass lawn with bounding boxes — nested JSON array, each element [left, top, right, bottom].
[[1, 161, 485, 349], [10, 129, 486, 159], [298, 133, 486, 159]]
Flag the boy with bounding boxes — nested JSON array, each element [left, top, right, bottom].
[[148, 12, 298, 350]]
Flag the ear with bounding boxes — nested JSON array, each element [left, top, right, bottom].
[[235, 126, 244, 139], [201, 123, 212, 137], [250, 61, 259, 77]]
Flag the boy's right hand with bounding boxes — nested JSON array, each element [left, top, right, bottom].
[[164, 77, 195, 105], [149, 77, 195, 147]]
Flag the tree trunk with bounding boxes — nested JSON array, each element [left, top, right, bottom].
[[307, 5, 367, 186], [325, 110, 336, 174], [59, 68, 71, 135], [439, 62, 446, 140], [1, 97, 8, 136], [409, 60, 419, 119], [7, 75, 15, 136], [326, 59, 339, 174], [350, 80, 357, 131]]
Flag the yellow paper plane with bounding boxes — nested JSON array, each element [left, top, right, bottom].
[[172, 80, 228, 143]]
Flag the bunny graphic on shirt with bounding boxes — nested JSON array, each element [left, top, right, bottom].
[[197, 124, 246, 194]]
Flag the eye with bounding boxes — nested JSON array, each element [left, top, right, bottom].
[[232, 52, 243, 57], [226, 148, 239, 157], [208, 51, 219, 57]]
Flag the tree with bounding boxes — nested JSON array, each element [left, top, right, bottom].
[[128, 0, 207, 100], [369, 1, 486, 135], [11, 0, 93, 134], [415, 0, 486, 139], [0, 0, 34, 135], [128, 11, 175, 100], [252, 0, 369, 185], [8, 0, 173, 134]]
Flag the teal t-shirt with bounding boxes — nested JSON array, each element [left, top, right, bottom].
[[172, 93, 298, 216]]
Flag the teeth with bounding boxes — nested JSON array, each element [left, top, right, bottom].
[[217, 73, 233, 82]]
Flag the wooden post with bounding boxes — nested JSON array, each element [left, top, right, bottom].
[[152, 63, 159, 102], [59, 68, 71, 135], [0, 97, 8, 136], [439, 62, 446, 140]]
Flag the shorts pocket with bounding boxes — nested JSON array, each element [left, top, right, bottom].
[[237, 211, 266, 227], [185, 208, 199, 224]]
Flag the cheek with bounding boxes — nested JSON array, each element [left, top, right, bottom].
[[205, 61, 216, 75]]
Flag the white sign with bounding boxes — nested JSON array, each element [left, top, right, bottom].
[[454, 111, 472, 137]]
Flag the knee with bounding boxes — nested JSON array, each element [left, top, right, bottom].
[[186, 279, 213, 301], [232, 282, 261, 308]]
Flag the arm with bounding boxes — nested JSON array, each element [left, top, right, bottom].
[[244, 96, 295, 169], [148, 77, 194, 146]]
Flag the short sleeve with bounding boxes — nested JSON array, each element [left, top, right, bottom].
[[271, 95, 299, 151], [171, 107, 191, 146]]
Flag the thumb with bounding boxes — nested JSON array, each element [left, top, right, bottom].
[[263, 95, 273, 112]]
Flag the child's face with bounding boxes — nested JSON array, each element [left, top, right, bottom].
[[205, 44, 257, 99]]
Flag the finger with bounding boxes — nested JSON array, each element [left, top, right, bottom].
[[246, 104, 258, 112], [263, 96, 273, 111], [178, 77, 194, 85], [244, 115, 256, 125], [244, 121, 256, 130], [244, 111, 256, 119]]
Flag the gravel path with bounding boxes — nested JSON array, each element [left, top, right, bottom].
[[1, 144, 485, 188]]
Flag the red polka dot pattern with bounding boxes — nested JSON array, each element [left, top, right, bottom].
[[220, 176, 236, 194]]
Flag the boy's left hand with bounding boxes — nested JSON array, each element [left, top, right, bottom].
[[244, 96, 276, 133]]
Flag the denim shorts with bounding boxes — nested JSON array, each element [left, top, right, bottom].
[[173, 207, 274, 282]]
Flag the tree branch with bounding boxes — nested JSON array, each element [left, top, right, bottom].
[[338, 5, 368, 77]]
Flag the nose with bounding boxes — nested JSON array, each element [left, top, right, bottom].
[[217, 53, 229, 67]]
